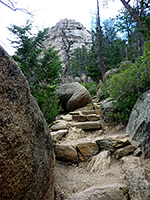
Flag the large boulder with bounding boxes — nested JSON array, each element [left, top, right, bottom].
[[0, 46, 54, 200], [57, 82, 92, 112], [122, 156, 150, 200], [101, 98, 115, 122], [126, 89, 150, 157], [104, 68, 119, 80]]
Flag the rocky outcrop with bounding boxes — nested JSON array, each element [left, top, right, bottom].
[[0, 46, 54, 200], [44, 19, 92, 62], [126, 89, 150, 157], [57, 82, 92, 112]]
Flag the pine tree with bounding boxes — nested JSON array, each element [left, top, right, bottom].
[[8, 21, 62, 123]]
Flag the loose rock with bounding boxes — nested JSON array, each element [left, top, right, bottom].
[[67, 184, 128, 200], [114, 145, 136, 159], [54, 144, 78, 163]]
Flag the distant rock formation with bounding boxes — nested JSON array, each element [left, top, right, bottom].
[[44, 18, 92, 62], [0, 45, 54, 200]]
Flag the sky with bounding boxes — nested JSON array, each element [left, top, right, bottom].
[[0, 0, 123, 55]]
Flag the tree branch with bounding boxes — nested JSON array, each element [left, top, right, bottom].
[[0, 0, 32, 15], [120, 0, 142, 27]]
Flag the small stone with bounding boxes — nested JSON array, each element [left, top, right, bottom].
[[114, 145, 136, 159], [57, 114, 72, 121], [51, 120, 69, 131], [133, 148, 142, 157], [50, 129, 68, 142], [54, 144, 78, 163], [77, 142, 99, 161]]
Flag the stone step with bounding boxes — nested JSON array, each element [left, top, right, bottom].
[[50, 129, 68, 142], [81, 109, 101, 115], [73, 121, 102, 130], [54, 136, 137, 164], [51, 120, 69, 131], [54, 140, 99, 163], [69, 111, 82, 116], [72, 114, 100, 122], [56, 114, 72, 121]]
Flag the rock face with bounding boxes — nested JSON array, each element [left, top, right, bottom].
[[126, 89, 150, 157], [0, 46, 54, 200], [122, 156, 150, 200], [44, 19, 92, 62], [57, 82, 92, 112]]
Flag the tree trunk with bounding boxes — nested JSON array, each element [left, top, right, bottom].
[[61, 28, 74, 83], [120, 0, 142, 27], [97, 0, 105, 85]]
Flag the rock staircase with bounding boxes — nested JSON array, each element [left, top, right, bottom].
[[50, 100, 137, 164], [50, 98, 150, 200]]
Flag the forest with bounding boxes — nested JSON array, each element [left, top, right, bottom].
[[5, 0, 150, 124]]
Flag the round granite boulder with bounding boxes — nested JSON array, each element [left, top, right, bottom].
[[57, 82, 92, 112]]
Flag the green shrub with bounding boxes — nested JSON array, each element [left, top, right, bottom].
[[97, 82, 109, 100], [83, 82, 97, 97], [32, 85, 62, 125], [107, 41, 150, 123]]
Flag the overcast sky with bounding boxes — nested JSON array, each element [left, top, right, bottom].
[[0, 0, 123, 55]]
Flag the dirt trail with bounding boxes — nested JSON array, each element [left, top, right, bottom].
[[52, 101, 150, 200], [54, 124, 128, 200]]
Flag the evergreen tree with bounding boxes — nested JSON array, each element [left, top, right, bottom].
[[8, 21, 62, 124], [8, 20, 48, 84], [103, 18, 127, 67], [115, 8, 136, 61], [69, 46, 88, 81]]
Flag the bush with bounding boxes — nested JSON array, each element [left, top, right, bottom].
[[107, 41, 150, 123], [32, 85, 61, 125], [97, 82, 109, 100], [83, 82, 97, 97]]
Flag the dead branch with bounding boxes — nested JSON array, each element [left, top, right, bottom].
[[0, 0, 32, 15]]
